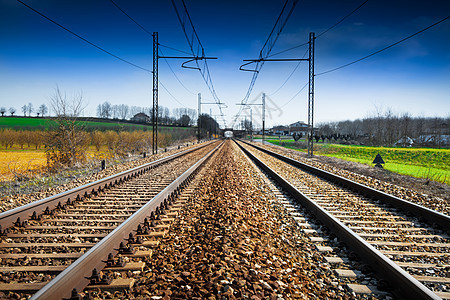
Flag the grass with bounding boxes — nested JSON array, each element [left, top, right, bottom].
[[0, 117, 194, 132], [266, 139, 450, 185]]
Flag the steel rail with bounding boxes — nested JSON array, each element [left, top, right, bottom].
[[0, 141, 216, 231], [236, 140, 440, 300], [242, 140, 450, 233], [31, 140, 224, 300]]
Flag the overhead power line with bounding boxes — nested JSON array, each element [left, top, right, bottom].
[[108, 0, 196, 96], [267, 42, 308, 58], [159, 44, 192, 56], [316, 15, 450, 76], [171, 0, 225, 123], [16, 0, 152, 73], [268, 0, 369, 58], [159, 48, 196, 95], [234, 0, 299, 128], [159, 79, 187, 108], [316, 0, 370, 38], [280, 81, 308, 108], [269, 48, 309, 96], [109, 0, 153, 36]]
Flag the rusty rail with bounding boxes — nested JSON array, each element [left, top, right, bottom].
[[241, 140, 450, 233], [31, 140, 223, 299], [0, 141, 215, 231], [236, 140, 440, 300]]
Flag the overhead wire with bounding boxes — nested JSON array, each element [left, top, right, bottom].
[[159, 49, 196, 95], [316, 15, 450, 76], [267, 42, 308, 58], [159, 80, 187, 108], [235, 0, 299, 128], [108, 0, 153, 36], [268, 48, 308, 96], [316, 0, 370, 38], [280, 82, 308, 108], [109, 0, 197, 97], [268, 0, 370, 58], [159, 44, 192, 55], [16, 0, 152, 73], [171, 0, 226, 125]]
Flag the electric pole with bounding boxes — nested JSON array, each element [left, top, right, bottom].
[[307, 32, 315, 157], [241, 32, 315, 154], [197, 93, 201, 143], [152, 32, 159, 155], [262, 93, 266, 145]]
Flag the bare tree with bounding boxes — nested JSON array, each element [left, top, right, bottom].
[[45, 86, 88, 169], [9, 107, 16, 116], [102, 101, 112, 119], [0, 107, 6, 116], [38, 104, 48, 117], [118, 104, 129, 120], [21, 105, 27, 116], [130, 106, 144, 117], [27, 102, 33, 117], [111, 105, 119, 119], [400, 112, 411, 139], [96, 104, 104, 118]]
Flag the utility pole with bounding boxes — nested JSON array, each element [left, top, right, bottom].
[[307, 32, 315, 158], [209, 108, 212, 139], [241, 32, 315, 154], [198, 97, 227, 139], [250, 107, 253, 141], [262, 93, 266, 145], [152, 32, 159, 155], [197, 93, 201, 143], [236, 101, 262, 143], [153, 32, 217, 150]]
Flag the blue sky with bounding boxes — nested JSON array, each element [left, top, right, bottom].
[[0, 0, 449, 128]]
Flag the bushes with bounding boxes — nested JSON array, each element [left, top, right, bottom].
[[1, 128, 175, 158], [0, 130, 43, 150]]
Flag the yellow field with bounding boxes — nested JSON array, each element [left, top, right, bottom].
[[0, 150, 47, 181], [0, 146, 113, 181]]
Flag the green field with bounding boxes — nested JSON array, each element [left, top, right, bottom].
[[0, 117, 194, 133], [267, 139, 450, 185]]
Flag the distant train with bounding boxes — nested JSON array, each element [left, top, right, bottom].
[[224, 131, 233, 138]]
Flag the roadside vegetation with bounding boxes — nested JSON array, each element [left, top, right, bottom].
[[266, 138, 450, 185]]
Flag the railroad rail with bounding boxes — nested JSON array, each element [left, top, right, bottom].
[[1, 139, 448, 299], [0, 140, 222, 299], [237, 139, 449, 300]]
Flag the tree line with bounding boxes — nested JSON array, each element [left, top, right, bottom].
[[316, 108, 449, 148], [0, 103, 49, 117], [96, 101, 197, 126], [2, 101, 200, 128]]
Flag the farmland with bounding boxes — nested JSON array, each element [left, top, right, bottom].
[[0, 117, 197, 182], [0, 116, 193, 132], [266, 138, 450, 185]]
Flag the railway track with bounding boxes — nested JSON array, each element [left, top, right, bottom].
[[237, 140, 450, 299], [79, 139, 386, 299], [0, 138, 448, 299], [0, 140, 221, 299]]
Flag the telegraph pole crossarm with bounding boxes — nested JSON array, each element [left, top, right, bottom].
[[242, 58, 309, 62]]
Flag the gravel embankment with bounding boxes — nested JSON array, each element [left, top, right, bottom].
[[93, 141, 378, 299], [258, 143, 449, 215]]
